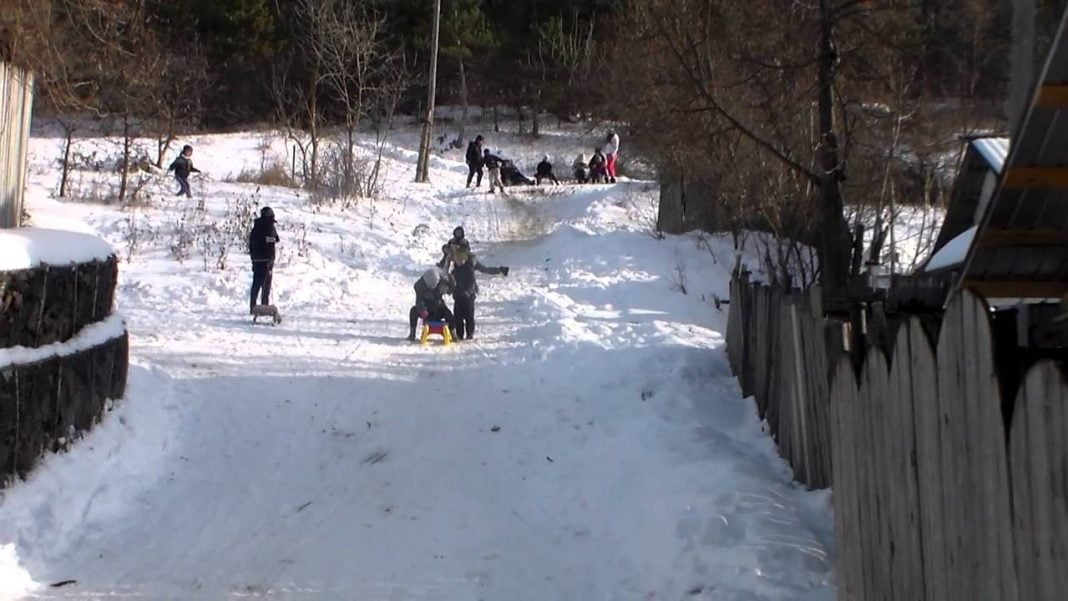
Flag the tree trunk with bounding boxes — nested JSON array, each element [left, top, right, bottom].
[[346, 124, 355, 196], [309, 81, 320, 190], [59, 123, 74, 198], [816, 0, 850, 293], [118, 113, 131, 204], [459, 57, 469, 143], [532, 84, 542, 138], [156, 130, 174, 169], [416, 0, 442, 182]]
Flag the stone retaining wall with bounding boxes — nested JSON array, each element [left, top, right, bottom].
[[0, 257, 119, 348], [0, 333, 128, 480], [0, 255, 128, 486]]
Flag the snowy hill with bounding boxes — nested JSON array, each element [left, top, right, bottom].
[[0, 126, 836, 600]]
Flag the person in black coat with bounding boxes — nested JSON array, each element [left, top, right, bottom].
[[535, 155, 560, 185], [448, 240, 509, 341], [168, 144, 201, 197], [248, 207, 280, 313], [465, 135, 484, 187], [408, 266, 456, 341]]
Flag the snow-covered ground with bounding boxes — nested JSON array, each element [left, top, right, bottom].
[[0, 124, 836, 600]]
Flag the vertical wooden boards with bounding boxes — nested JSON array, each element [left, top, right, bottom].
[[937, 290, 1017, 601], [886, 320, 929, 601], [830, 356, 861, 600], [723, 278, 1068, 601], [904, 319, 943, 601], [1010, 361, 1068, 601]]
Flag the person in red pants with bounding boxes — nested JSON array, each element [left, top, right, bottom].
[[604, 130, 620, 183]]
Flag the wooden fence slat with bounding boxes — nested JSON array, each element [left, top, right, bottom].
[[725, 278, 1068, 601], [830, 357, 861, 600], [807, 290, 832, 488], [1010, 361, 1068, 601], [936, 293, 968, 601], [962, 291, 1018, 601], [888, 321, 926, 601], [908, 318, 946, 601], [779, 297, 799, 478], [861, 351, 892, 600]]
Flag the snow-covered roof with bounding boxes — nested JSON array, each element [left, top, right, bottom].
[[924, 225, 976, 272], [972, 137, 1009, 174], [0, 227, 114, 271]]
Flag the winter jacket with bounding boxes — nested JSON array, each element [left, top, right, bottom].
[[168, 155, 200, 178], [482, 153, 503, 170], [572, 155, 588, 170], [536, 160, 554, 177], [589, 152, 606, 170], [466, 141, 483, 166], [437, 236, 465, 269], [414, 267, 452, 315], [604, 133, 620, 156], [249, 216, 280, 262], [452, 257, 507, 299]]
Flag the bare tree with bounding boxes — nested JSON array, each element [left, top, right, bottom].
[[537, 12, 596, 121], [611, 0, 1008, 290], [302, 0, 395, 199]]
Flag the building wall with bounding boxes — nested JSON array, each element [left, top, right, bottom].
[[0, 61, 34, 229]]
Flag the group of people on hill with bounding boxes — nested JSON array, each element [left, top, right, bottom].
[[464, 129, 621, 191], [243, 211, 511, 343], [572, 130, 620, 184], [408, 226, 510, 342]]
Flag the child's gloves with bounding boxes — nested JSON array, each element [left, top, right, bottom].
[[419, 310, 429, 320]]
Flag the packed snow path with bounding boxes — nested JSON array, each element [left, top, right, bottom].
[[2, 131, 835, 600]]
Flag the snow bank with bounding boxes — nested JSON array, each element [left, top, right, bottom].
[[925, 225, 976, 272], [0, 228, 114, 271], [0, 544, 38, 600], [0, 313, 125, 368]]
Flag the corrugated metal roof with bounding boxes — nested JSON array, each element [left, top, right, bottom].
[[955, 9, 1068, 299], [925, 141, 999, 261], [972, 137, 1010, 174]]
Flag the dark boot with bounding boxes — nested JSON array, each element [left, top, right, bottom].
[[407, 326, 417, 342]]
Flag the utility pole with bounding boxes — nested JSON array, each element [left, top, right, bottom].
[[1008, 0, 1035, 142], [415, 0, 442, 183]]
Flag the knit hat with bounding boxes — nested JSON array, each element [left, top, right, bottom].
[[422, 267, 442, 288]]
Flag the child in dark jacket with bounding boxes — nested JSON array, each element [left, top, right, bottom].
[[589, 148, 608, 183], [168, 145, 201, 197], [248, 207, 280, 313], [448, 240, 509, 340], [535, 155, 560, 185], [408, 266, 455, 341], [482, 149, 505, 193]]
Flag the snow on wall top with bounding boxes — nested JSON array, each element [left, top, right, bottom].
[[0, 312, 125, 368], [925, 225, 977, 272], [0, 227, 114, 271], [972, 137, 1009, 174]]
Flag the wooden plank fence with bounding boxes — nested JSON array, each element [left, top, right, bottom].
[[726, 273, 838, 488], [726, 275, 1068, 600], [0, 61, 34, 228]]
